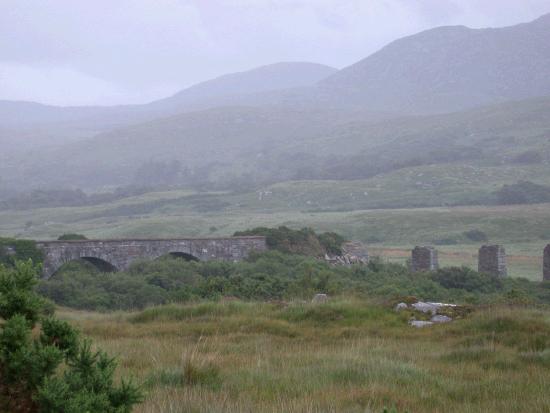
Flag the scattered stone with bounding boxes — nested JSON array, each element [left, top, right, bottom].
[[312, 293, 329, 304], [395, 302, 408, 311], [411, 246, 439, 272], [478, 245, 507, 277], [409, 320, 434, 328], [431, 315, 452, 323]]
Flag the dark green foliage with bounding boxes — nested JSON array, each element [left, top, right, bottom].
[[57, 234, 88, 241], [464, 229, 488, 242], [1, 186, 152, 211], [37, 251, 550, 312], [495, 180, 550, 205], [234, 226, 345, 256], [0, 260, 142, 413], [318, 232, 346, 255], [0, 237, 43, 267], [432, 267, 502, 293]]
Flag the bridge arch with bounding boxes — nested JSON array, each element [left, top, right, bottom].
[[166, 251, 200, 262]]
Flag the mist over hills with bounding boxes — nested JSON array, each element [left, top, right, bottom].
[[2, 95, 549, 194], [1, 13, 550, 204], [0, 62, 336, 132]]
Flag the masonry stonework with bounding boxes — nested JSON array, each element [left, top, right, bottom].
[[544, 244, 550, 281], [411, 246, 439, 272], [36, 237, 267, 279], [478, 245, 507, 277]]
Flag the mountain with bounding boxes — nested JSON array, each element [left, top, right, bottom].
[[0, 62, 336, 132], [148, 62, 336, 111], [317, 13, 550, 113]]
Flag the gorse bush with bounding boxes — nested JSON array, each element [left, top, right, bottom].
[[0, 260, 142, 413]]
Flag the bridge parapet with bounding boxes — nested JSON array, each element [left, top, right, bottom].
[[36, 236, 267, 279]]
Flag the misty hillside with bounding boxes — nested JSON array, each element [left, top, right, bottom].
[[2, 14, 550, 201], [0, 62, 336, 133], [317, 13, 550, 113], [148, 62, 337, 111], [3, 96, 549, 193]]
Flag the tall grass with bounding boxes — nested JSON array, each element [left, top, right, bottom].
[[59, 299, 550, 413]]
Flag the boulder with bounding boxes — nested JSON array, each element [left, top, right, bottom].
[[395, 302, 408, 311], [431, 315, 452, 323], [312, 293, 329, 304], [412, 302, 439, 315]]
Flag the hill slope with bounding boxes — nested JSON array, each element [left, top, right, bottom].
[[148, 62, 336, 111], [0, 62, 336, 131], [3, 96, 549, 192], [317, 13, 550, 113]]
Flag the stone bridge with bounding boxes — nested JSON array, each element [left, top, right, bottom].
[[36, 236, 267, 279]]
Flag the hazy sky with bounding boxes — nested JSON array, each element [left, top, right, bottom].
[[1, 0, 550, 106]]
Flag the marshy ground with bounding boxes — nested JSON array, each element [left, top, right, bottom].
[[60, 299, 550, 413]]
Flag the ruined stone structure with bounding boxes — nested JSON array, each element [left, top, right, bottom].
[[544, 244, 550, 281], [36, 237, 267, 279], [411, 246, 439, 272], [478, 245, 507, 277]]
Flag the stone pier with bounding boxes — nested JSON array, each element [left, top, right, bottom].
[[478, 245, 507, 277], [411, 246, 439, 272], [544, 244, 550, 281]]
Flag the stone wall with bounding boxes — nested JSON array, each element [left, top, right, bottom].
[[478, 245, 507, 277], [411, 246, 439, 272], [544, 244, 550, 281], [36, 236, 267, 279]]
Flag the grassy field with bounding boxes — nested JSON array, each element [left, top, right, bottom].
[[1, 192, 549, 280], [60, 299, 550, 413]]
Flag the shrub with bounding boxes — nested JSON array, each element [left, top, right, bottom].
[[57, 234, 88, 241], [0, 238, 43, 267], [0, 260, 142, 412], [234, 226, 345, 257], [464, 230, 488, 242], [495, 181, 550, 205], [432, 267, 502, 293]]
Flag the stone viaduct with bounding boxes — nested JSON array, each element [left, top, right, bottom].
[[36, 236, 267, 279]]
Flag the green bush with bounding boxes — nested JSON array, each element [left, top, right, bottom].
[[495, 181, 550, 205], [432, 267, 502, 293], [35, 249, 550, 312], [234, 226, 345, 257], [0, 237, 43, 267], [57, 233, 88, 241], [0, 260, 142, 412], [464, 230, 488, 242]]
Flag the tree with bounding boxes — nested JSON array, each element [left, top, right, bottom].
[[0, 260, 142, 413]]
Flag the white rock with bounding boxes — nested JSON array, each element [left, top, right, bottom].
[[312, 293, 329, 304], [409, 320, 433, 328], [412, 302, 439, 315], [431, 315, 452, 323], [395, 302, 408, 311], [412, 301, 457, 315]]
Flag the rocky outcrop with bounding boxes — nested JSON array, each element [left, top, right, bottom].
[[325, 241, 369, 266]]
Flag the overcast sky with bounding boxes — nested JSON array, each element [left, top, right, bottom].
[[1, 0, 549, 106]]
